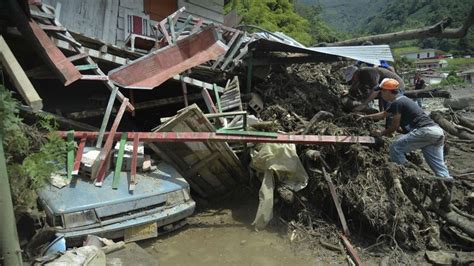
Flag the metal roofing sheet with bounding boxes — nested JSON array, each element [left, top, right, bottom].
[[249, 31, 394, 65]]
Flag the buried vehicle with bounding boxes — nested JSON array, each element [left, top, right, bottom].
[[37, 162, 195, 245]]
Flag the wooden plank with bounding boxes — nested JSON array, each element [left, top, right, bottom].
[[54, 32, 82, 47], [167, 16, 176, 44], [67, 130, 75, 179], [201, 88, 218, 113], [39, 24, 67, 32], [60, 131, 376, 145], [75, 64, 98, 71], [190, 18, 203, 34], [212, 31, 239, 69], [30, 10, 55, 20], [340, 235, 363, 266], [73, 133, 87, 175], [0, 36, 43, 112], [159, 20, 172, 45], [322, 166, 350, 236], [67, 53, 88, 62], [80, 75, 109, 81], [112, 132, 127, 189], [129, 134, 139, 191], [96, 86, 118, 148], [216, 129, 278, 138], [94, 98, 129, 186], [220, 33, 245, 70], [175, 15, 193, 37], [108, 26, 227, 90], [213, 84, 222, 112], [172, 75, 224, 92]]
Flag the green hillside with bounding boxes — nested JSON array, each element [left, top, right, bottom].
[[298, 0, 474, 53]]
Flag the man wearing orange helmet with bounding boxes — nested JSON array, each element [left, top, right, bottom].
[[359, 78, 451, 179]]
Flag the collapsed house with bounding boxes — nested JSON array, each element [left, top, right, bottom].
[[1, 0, 474, 265]]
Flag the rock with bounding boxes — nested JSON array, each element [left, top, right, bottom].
[[240, 240, 247, 245]]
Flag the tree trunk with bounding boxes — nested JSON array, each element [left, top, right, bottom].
[[455, 114, 474, 130], [404, 89, 451, 99], [431, 111, 474, 140], [325, 7, 474, 46]]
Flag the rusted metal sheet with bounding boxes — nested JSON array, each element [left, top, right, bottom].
[[27, 20, 82, 86], [108, 26, 227, 90]]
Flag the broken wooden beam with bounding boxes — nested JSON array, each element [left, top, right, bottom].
[[57, 131, 376, 145], [8, 0, 82, 86], [0, 36, 43, 112], [19, 105, 97, 131], [94, 98, 129, 186], [108, 26, 227, 89]]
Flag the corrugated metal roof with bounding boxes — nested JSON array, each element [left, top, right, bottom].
[[249, 31, 394, 65], [309, 45, 394, 65]]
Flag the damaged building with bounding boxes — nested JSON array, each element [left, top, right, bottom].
[[1, 0, 474, 265]]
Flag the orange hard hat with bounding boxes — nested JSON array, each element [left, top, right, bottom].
[[379, 78, 400, 90]]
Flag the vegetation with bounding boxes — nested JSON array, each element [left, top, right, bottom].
[[304, 0, 474, 54], [224, 0, 341, 45], [1, 83, 66, 212]]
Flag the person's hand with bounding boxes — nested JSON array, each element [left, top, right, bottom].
[[340, 90, 349, 96], [353, 104, 365, 112], [371, 129, 382, 137]]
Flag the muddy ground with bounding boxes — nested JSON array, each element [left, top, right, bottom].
[[138, 65, 474, 265]]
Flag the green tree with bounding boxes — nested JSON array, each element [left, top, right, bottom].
[[225, 0, 313, 45], [294, 4, 341, 43]]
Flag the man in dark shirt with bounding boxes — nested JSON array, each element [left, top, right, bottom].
[[344, 66, 405, 128], [359, 78, 451, 179]]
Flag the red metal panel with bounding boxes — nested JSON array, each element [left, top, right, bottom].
[[129, 134, 140, 191], [58, 131, 375, 145], [28, 20, 82, 86], [108, 26, 227, 89], [94, 98, 129, 186]]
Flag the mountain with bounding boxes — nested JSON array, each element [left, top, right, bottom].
[[296, 0, 392, 33], [296, 0, 474, 53]]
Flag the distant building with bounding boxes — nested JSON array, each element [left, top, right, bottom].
[[399, 48, 444, 60], [460, 69, 474, 84], [414, 59, 448, 69], [418, 69, 448, 85]]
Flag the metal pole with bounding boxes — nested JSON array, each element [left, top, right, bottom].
[[0, 91, 23, 266]]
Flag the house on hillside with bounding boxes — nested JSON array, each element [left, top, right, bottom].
[[399, 48, 444, 60], [418, 69, 448, 85], [460, 69, 474, 84], [414, 59, 448, 69], [43, 0, 224, 50]]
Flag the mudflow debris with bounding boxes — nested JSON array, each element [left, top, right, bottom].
[[252, 62, 474, 262]]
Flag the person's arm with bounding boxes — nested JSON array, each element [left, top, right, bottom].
[[381, 114, 401, 136], [360, 111, 387, 121], [360, 90, 379, 106]]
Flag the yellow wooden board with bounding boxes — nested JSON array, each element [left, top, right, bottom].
[[124, 222, 158, 243]]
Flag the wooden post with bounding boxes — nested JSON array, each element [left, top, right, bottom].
[[129, 134, 139, 191], [0, 36, 43, 112], [180, 76, 188, 107], [73, 133, 87, 175], [94, 98, 129, 186], [112, 132, 127, 189], [67, 130, 75, 179], [96, 86, 118, 148]]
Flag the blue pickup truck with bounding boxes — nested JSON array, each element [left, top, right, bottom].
[[37, 162, 195, 245]]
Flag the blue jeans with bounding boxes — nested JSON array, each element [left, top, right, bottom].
[[389, 125, 451, 178]]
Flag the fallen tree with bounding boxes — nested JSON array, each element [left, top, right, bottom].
[[404, 88, 451, 99], [324, 6, 474, 46], [431, 111, 474, 140]]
